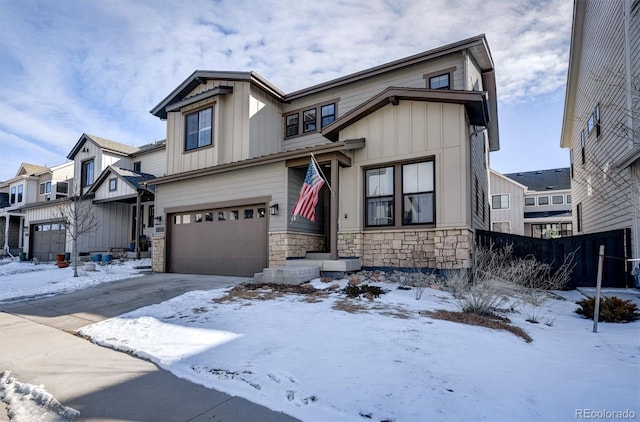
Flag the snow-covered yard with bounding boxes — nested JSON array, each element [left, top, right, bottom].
[[0, 259, 638, 421]]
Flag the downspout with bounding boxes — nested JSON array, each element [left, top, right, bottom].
[[330, 159, 339, 260], [3, 214, 9, 254]]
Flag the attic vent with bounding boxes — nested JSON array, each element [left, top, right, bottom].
[[536, 171, 543, 174], [546, 186, 555, 189], [555, 169, 563, 172]]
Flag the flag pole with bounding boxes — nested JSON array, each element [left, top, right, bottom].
[[310, 153, 335, 197]]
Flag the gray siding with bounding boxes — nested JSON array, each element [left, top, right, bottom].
[[249, 87, 282, 158], [287, 167, 324, 235], [489, 171, 526, 235], [470, 128, 489, 231]]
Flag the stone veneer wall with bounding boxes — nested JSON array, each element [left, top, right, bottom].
[[338, 228, 473, 270], [268, 232, 325, 267], [152, 237, 165, 272]]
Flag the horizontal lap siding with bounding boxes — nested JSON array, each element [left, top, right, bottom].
[[156, 162, 287, 232]]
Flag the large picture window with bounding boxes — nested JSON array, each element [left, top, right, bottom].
[[365, 159, 435, 227], [185, 107, 213, 151]]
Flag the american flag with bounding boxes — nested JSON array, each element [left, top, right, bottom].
[[291, 158, 325, 222]]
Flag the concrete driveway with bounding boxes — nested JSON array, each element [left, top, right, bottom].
[[0, 272, 300, 422]]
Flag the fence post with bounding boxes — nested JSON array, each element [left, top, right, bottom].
[[593, 244, 605, 333]]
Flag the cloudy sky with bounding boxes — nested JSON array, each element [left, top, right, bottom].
[[0, 0, 573, 181]]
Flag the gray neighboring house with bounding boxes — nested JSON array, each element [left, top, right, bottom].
[[560, 0, 639, 260]]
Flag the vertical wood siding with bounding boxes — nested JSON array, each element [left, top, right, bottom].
[[249, 87, 282, 157]]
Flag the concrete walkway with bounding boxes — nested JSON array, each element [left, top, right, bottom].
[[0, 273, 299, 422]]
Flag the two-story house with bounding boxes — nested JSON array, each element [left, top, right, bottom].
[[0, 162, 73, 256], [149, 34, 499, 276], [490, 168, 572, 238], [560, 0, 639, 259], [17, 134, 166, 261]]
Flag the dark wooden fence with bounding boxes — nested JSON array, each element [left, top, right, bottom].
[[475, 229, 632, 290]]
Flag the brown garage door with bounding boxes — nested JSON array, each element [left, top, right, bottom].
[[168, 204, 267, 276], [31, 223, 66, 262]]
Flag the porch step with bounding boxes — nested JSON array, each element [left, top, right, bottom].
[[285, 258, 362, 272], [254, 266, 320, 285], [305, 252, 332, 260]]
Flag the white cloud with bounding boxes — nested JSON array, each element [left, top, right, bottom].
[[0, 0, 573, 177]]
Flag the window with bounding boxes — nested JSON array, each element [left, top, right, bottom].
[[560, 223, 573, 237], [587, 114, 595, 134], [538, 196, 549, 206], [482, 189, 486, 222], [566, 194, 572, 204], [148, 205, 155, 227], [17, 184, 23, 203], [195, 213, 203, 223], [108, 178, 117, 191], [285, 102, 337, 138], [244, 209, 254, 219], [570, 150, 574, 178], [595, 103, 601, 137], [205, 212, 214, 222], [491, 194, 509, 209], [475, 176, 479, 215], [552, 195, 564, 205], [320, 103, 336, 127], [402, 161, 434, 225], [285, 113, 299, 137], [525, 197, 535, 206], [365, 160, 434, 227], [185, 107, 213, 151], [40, 181, 51, 195], [492, 222, 510, 234], [366, 167, 394, 226], [577, 203, 583, 232], [580, 130, 585, 164], [133, 161, 141, 172], [10, 186, 16, 204], [303, 109, 317, 133], [82, 159, 95, 187], [429, 73, 450, 90]]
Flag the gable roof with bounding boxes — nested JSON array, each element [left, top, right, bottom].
[[149, 35, 499, 149], [17, 162, 50, 177], [87, 166, 157, 195], [67, 133, 139, 160], [503, 168, 571, 192]]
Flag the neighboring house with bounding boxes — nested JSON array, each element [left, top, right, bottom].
[[560, 0, 639, 259], [490, 168, 572, 238], [16, 134, 166, 261], [148, 34, 500, 276], [0, 162, 73, 256]]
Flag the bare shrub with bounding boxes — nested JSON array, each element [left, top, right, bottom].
[[443, 270, 510, 317]]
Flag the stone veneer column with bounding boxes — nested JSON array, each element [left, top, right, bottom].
[[151, 237, 165, 272], [268, 232, 325, 267], [433, 228, 473, 270]]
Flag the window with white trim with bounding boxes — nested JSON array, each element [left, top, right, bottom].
[[491, 194, 509, 209]]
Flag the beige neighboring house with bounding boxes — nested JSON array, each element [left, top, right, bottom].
[[148, 34, 500, 276], [16, 134, 166, 261], [0, 162, 73, 256], [560, 0, 639, 260], [490, 168, 572, 238]]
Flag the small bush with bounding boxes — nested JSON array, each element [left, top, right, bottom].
[[575, 296, 640, 322], [342, 284, 387, 299]]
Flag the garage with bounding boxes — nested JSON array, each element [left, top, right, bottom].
[[168, 204, 267, 276], [31, 223, 66, 262]]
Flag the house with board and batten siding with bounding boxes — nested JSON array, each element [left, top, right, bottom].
[[149, 34, 500, 277], [560, 0, 640, 262]]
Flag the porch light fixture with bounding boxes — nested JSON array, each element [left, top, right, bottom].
[[269, 204, 279, 216], [154, 215, 162, 223]]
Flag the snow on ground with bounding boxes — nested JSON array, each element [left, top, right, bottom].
[[0, 258, 149, 304], [0, 371, 78, 421], [78, 279, 640, 422]]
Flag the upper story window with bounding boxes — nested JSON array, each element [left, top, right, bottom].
[[552, 195, 564, 205], [580, 130, 586, 164], [365, 159, 435, 227], [185, 107, 213, 151], [40, 181, 51, 195], [429, 73, 450, 90], [10, 186, 16, 204], [594, 103, 601, 137], [82, 159, 95, 188], [133, 161, 141, 172], [491, 194, 509, 209], [284, 101, 337, 139], [108, 178, 118, 191], [17, 184, 23, 203], [538, 196, 549, 206], [525, 197, 535, 206], [566, 194, 572, 204], [587, 115, 595, 134]]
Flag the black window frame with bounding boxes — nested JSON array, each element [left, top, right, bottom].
[[364, 158, 435, 228], [108, 178, 118, 191], [133, 161, 141, 172], [580, 130, 586, 164], [10, 186, 16, 204], [595, 103, 601, 137], [284, 101, 337, 139], [428, 73, 451, 90], [17, 184, 23, 203], [82, 159, 95, 188], [185, 106, 214, 152], [148, 205, 155, 228]]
